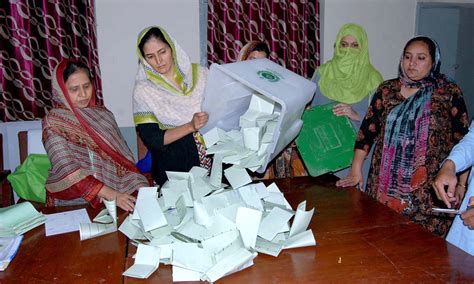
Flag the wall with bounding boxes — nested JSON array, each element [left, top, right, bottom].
[[456, 7, 474, 120]]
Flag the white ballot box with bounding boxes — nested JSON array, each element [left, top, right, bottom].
[[201, 58, 316, 173]]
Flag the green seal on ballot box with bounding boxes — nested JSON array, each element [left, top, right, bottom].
[[257, 70, 280, 82]]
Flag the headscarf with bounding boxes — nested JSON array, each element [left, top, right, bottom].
[[43, 59, 147, 206], [133, 26, 205, 128], [52, 60, 139, 173], [317, 23, 383, 104], [237, 41, 268, 61], [378, 36, 443, 206]]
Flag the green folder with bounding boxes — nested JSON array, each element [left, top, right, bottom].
[[296, 102, 357, 177]]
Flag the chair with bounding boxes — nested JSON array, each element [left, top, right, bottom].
[[0, 133, 13, 207]]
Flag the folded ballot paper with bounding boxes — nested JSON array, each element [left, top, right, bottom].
[[79, 199, 117, 241], [123, 244, 160, 278], [0, 202, 46, 237], [119, 160, 317, 282]]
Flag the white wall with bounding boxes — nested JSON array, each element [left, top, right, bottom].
[[321, 0, 417, 80], [96, 0, 201, 127]]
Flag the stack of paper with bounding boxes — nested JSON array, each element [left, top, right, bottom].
[[0, 202, 46, 237], [203, 94, 280, 172], [0, 235, 23, 271]]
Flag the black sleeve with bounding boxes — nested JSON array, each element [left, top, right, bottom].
[[136, 123, 167, 152]]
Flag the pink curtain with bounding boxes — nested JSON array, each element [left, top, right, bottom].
[[0, 0, 102, 122], [207, 0, 320, 78]]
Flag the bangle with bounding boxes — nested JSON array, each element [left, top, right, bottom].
[[456, 183, 466, 189]]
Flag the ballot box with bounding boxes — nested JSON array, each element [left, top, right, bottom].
[[201, 58, 316, 173], [296, 103, 357, 176]]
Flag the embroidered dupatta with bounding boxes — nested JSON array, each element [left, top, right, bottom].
[[43, 60, 148, 207]]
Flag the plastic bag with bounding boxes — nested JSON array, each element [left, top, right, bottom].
[[7, 154, 50, 203]]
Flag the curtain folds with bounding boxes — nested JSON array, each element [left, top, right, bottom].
[[207, 0, 320, 78], [0, 0, 102, 122]]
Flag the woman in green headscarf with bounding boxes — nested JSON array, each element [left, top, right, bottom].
[[133, 26, 211, 186], [310, 23, 383, 181]]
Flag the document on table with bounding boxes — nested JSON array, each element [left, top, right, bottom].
[[45, 208, 91, 236]]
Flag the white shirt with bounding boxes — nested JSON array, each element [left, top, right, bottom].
[[446, 125, 474, 256]]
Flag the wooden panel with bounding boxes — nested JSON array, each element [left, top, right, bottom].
[[18, 131, 28, 164]]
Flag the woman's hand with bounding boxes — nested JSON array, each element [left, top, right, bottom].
[[190, 112, 209, 131], [98, 185, 136, 212], [333, 103, 360, 121], [433, 160, 458, 208], [336, 167, 363, 189], [115, 192, 136, 212]]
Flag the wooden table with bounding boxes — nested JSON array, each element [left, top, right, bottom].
[[0, 205, 128, 283], [2, 176, 474, 283]]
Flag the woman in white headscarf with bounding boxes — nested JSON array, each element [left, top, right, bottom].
[[133, 26, 211, 186]]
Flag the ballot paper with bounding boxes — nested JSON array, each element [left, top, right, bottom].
[[258, 207, 294, 241], [224, 165, 252, 189], [289, 201, 315, 238], [284, 229, 316, 249], [236, 207, 262, 249], [119, 215, 147, 241], [123, 244, 160, 279], [136, 187, 168, 232], [79, 199, 117, 241], [173, 265, 202, 282], [45, 208, 91, 236]]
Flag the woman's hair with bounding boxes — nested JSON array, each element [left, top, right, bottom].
[[251, 42, 270, 57], [138, 27, 171, 57], [403, 36, 436, 62], [63, 61, 91, 82]]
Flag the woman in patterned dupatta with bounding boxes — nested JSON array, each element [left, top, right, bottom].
[[337, 36, 470, 236], [43, 60, 149, 211], [133, 26, 210, 186]]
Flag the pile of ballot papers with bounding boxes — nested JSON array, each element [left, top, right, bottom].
[[119, 166, 316, 281], [203, 94, 279, 173], [0, 202, 46, 237], [116, 92, 316, 281]]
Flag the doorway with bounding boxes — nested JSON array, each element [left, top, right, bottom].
[[417, 3, 474, 120]]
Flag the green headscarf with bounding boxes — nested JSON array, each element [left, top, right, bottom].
[[317, 23, 383, 104], [136, 26, 198, 96]]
